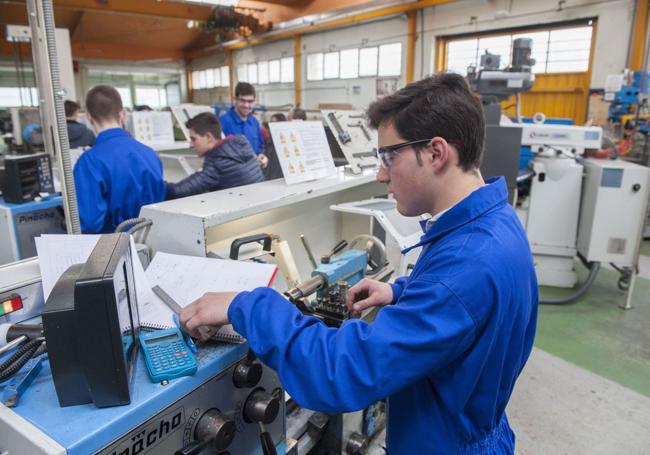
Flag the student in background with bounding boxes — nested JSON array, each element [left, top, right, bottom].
[[288, 107, 307, 121], [270, 113, 287, 122], [165, 112, 264, 200], [73, 85, 166, 233], [220, 82, 268, 169], [65, 100, 95, 149], [262, 113, 286, 181]]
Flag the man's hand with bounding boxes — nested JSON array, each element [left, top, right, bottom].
[[257, 153, 269, 168], [347, 279, 394, 314], [179, 292, 238, 339]]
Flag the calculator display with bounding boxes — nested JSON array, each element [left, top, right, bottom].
[[145, 333, 179, 345]]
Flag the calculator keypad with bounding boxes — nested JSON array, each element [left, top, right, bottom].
[[148, 341, 192, 372], [140, 333, 198, 382]]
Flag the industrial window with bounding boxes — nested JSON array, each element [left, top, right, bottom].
[[258, 61, 269, 85], [281, 57, 294, 83], [205, 69, 214, 88], [378, 43, 402, 77], [307, 53, 324, 81], [324, 52, 340, 79], [191, 71, 200, 90], [165, 83, 181, 107], [359, 47, 378, 77], [212, 68, 221, 87], [0, 87, 38, 107], [247, 63, 258, 84], [191, 67, 229, 90], [444, 24, 593, 75], [198, 70, 207, 89], [116, 87, 132, 108], [237, 64, 247, 83], [220, 66, 229, 86], [340, 48, 359, 79], [268, 60, 281, 83], [135, 87, 166, 108]]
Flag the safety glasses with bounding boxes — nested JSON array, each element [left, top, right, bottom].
[[375, 138, 432, 168]]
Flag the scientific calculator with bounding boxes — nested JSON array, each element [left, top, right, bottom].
[[139, 328, 198, 383]]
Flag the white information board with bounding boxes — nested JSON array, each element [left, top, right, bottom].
[[269, 121, 336, 184], [127, 111, 174, 146]]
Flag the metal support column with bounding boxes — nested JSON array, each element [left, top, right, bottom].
[[26, 0, 80, 234]]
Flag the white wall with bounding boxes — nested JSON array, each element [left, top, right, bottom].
[[421, 0, 635, 87]]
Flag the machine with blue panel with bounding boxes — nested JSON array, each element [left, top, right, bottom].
[[608, 70, 649, 131], [284, 236, 391, 329], [0, 194, 66, 265], [0, 234, 286, 455]]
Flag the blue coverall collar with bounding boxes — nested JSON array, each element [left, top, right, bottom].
[[403, 176, 508, 254], [228, 106, 250, 124], [95, 127, 128, 144]]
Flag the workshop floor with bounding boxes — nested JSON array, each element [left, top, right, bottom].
[[507, 245, 650, 454], [373, 246, 650, 455]]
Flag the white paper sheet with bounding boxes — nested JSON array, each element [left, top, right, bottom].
[[269, 121, 336, 184], [140, 252, 278, 332], [35, 234, 101, 300]]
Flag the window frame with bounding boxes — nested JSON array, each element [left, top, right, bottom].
[[438, 18, 596, 76]]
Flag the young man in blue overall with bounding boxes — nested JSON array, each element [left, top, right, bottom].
[[180, 73, 538, 454], [219, 82, 269, 169], [73, 85, 165, 233]]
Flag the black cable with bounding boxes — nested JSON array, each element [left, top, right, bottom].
[[0, 337, 45, 382]]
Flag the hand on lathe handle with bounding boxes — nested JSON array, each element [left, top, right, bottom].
[[179, 292, 239, 340], [347, 279, 394, 314]]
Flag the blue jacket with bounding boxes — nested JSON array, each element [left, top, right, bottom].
[[228, 177, 538, 454], [165, 135, 265, 200], [220, 107, 264, 155], [66, 120, 95, 149], [73, 128, 166, 233]]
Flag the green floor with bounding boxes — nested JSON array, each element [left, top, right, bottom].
[[536, 266, 650, 398]]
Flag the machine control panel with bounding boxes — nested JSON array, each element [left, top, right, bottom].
[[36, 154, 54, 194], [2, 153, 54, 203], [96, 359, 285, 455], [0, 259, 45, 324], [0, 294, 23, 316]]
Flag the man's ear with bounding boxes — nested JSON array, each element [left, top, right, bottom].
[[86, 111, 98, 130], [118, 109, 126, 126], [428, 137, 452, 171]]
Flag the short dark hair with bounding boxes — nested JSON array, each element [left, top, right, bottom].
[[235, 82, 256, 98], [86, 85, 123, 124], [290, 108, 307, 120], [64, 100, 80, 118], [270, 113, 286, 122], [186, 112, 222, 139], [366, 73, 485, 171]]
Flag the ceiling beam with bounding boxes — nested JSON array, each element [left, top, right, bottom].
[[0, 3, 29, 25], [0, 37, 184, 61], [1, 0, 214, 21], [71, 11, 85, 41], [185, 0, 455, 59], [72, 41, 184, 61]]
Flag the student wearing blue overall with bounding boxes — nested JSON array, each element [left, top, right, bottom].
[[219, 82, 268, 169], [180, 73, 538, 454], [73, 85, 165, 233]]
